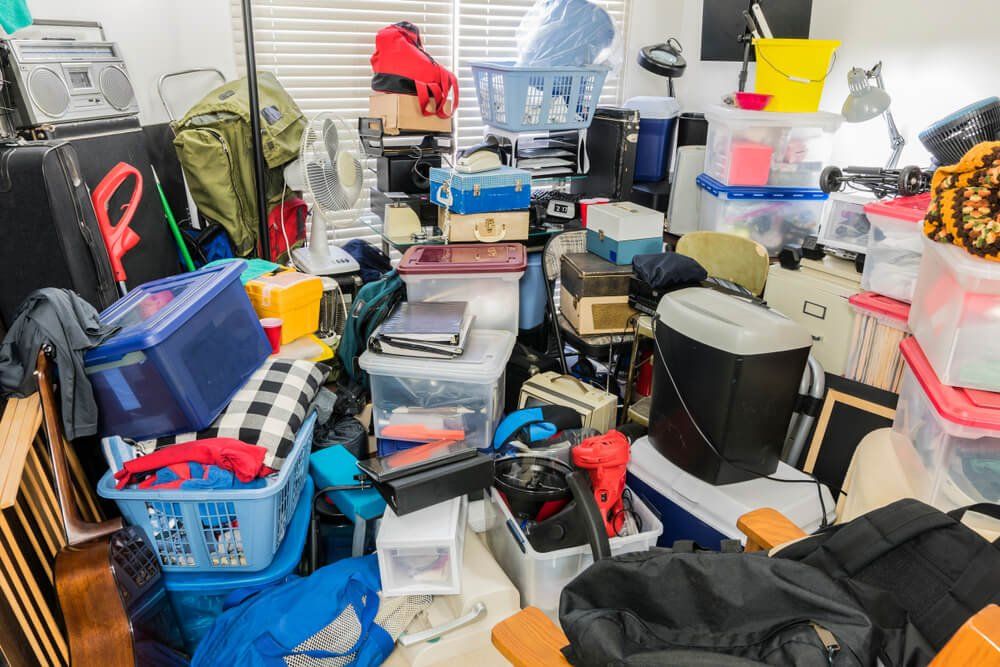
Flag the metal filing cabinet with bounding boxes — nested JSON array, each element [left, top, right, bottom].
[[763, 256, 861, 376]]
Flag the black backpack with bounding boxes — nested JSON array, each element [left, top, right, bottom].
[[776, 499, 1000, 665], [559, 549, 879, 666]]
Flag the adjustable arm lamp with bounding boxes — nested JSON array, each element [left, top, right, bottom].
[[842, 62, 905, 169]]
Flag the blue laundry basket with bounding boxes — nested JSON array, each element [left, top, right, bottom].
[[98, 412, 316, 573], [471, 61, 609, 132]]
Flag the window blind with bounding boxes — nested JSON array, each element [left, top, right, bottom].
[[230, 0, 629, 245]]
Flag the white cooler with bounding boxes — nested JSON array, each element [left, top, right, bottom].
[[626, 437, 835, 548]]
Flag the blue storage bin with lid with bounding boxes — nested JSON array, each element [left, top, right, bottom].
[[84, 260, 270, 441], [163, 476, 313, 652], [430, 166, 531, 215], [625, 96, 681, 183]]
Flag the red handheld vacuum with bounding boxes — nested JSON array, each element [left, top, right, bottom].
[[572, 430, 631, 538], [92, 162, 143, 295]]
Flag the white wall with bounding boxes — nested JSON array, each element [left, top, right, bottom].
[[24, 0, 238, 125], [624, 0, 1000, 166]]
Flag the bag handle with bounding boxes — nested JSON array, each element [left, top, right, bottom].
[[251, 574, 382, 660], [473, 218, 507, 243], [948, 503, 1000, 545]]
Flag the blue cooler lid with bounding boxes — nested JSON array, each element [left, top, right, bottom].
[[695, 174, 829, 201], [162, 476, 313, 592], [85, 261, 248, 366]]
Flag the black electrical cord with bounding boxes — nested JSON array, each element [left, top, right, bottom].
[[649, 314, 831, 530]]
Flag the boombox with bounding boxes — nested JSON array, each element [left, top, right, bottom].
[[1, 38, 139, 129]]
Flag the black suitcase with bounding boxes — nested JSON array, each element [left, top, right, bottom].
[[584, 107, 639, 200], [0, 141, 119, 326]]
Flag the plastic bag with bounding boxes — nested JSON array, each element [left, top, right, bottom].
[[516, 0, 621, 70]]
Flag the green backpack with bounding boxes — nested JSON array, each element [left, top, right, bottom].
[[338, 270, 406, 389], [173, 72, 306, 256]]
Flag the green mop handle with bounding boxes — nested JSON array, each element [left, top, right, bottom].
[[151, 166, 196, 272]]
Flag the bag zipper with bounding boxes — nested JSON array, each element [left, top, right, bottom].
[[810, 623, 841, 665]]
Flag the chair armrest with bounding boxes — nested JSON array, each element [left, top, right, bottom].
[[737, 508, 808, 552], [930, 604, 1000, 666], [492, 606, 571, 667]]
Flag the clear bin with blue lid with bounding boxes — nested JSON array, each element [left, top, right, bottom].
[[695, 173, 828, 255], [85, 260, 271, 441], [625, 96, 681, 183], [163, 476, 313, 652]]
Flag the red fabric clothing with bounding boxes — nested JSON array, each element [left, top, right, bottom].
[[115, 438, 275, 489]]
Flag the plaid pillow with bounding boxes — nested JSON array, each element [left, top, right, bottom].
[[137, 359, 328, 469]]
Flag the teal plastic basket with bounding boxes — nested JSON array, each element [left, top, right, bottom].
[[98, 412, 316, 573], [471, 61, 609, 132]]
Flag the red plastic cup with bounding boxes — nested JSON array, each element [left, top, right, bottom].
[[260, 317, 283, 354]]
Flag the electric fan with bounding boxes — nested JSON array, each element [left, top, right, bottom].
[[284, 113, 362, 276]]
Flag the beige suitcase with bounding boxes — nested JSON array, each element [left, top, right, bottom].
[[384, 529, 520, 667], [517, 371, 617, 433], [438, 208, 529, 243], [763, 255, 861, 376], [561, 293, 636, 335]]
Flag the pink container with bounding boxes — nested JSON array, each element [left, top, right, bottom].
[[727, 142, 773, 186]]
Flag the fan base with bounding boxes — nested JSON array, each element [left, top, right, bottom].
[[291, 245, 360, 276]]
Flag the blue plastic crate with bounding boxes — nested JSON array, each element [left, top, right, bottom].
[[471, 61, 609, 132], [85, 260, 271, 441], [98, 412, 316, 573], [430, 166, 531, 215], [163, 477, 313, 652]]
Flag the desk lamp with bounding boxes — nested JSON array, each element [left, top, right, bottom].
[[842, 62, 905, 169]]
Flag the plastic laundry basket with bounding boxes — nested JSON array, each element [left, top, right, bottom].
[[98, 412, 317, 573], [471, 61, 609, 132], [753, 39, 840, 113]]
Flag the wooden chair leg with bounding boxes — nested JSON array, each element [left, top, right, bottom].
[[492, 607, 571, 667]]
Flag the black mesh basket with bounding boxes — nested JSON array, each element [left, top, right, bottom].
[[919, 97, 1000, 166]]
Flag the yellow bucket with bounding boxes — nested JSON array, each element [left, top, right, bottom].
[[753, 39, 840, 113]]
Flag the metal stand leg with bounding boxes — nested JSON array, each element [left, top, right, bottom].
[[351, 514, 366, 558]]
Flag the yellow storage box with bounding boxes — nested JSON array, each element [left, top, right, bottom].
[[246, 271, 322, 344]]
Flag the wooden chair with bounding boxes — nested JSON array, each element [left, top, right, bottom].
[[491, 509, 1000, 666]]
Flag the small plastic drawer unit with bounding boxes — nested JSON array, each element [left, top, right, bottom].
[[377, 496, 468, 596], [585, 201, 664, 265], [398, 244, 526, 334], [695, 174, 827, 256], [909, 237, 1000, 391], [860, 194, 930, 304], [703, 106, 842, 188], [893, 339, 1000, 510], [845, 292, 911, 393], [359, 329, 515, 451], [430, 166, 531, 215], [819, 191, 874, 255], [245, 270, 323, 344], [85, 261, 270, 440]]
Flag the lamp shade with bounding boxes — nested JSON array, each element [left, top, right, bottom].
[[842, 67, 891, 122]]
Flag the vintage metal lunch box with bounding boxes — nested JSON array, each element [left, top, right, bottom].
[[430, 166, 531, 215]]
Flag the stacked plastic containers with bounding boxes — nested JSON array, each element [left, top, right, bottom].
[[398, 243, 527, 335], [861, 194, 931, 303], [695, 106, 840, 254]]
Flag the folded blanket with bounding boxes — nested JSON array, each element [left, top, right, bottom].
[[924, 141, 1000, 260]]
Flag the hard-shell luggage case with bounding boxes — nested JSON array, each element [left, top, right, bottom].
[[584, 106, 640, 200], [0, 141, 118, 326], [437, 209, 529, 243], [559, 253, 637, 335]]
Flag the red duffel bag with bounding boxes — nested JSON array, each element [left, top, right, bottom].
[[370, 21, 458, 119]]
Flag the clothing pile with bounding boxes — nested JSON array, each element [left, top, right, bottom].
[[924, 140, 1000, 259]]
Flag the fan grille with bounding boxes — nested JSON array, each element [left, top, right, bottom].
[[299, 115, 363, 216]]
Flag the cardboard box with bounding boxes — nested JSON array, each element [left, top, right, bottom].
[[369, 93, 453, 135]]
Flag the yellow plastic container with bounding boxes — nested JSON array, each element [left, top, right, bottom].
[[246, 271, 322, 344], [753, 38, 840, 113]]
